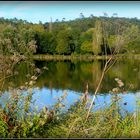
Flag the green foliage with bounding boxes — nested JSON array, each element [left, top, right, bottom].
[[81, 41, 93, 54], [92, 20, 102, 55], [55, 29, 72, 55], [80, 28, 94, 54], [0, 23, 37, 56], [35, 32, 56, 54], [122, 25, 140, 53], [1, 16, 140, 56]]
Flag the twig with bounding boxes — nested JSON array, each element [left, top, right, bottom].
[[0, 74, 13, 82], [85, 56, 112, 121]]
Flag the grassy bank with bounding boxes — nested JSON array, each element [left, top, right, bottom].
[[1, 92, 140, 138], [1, 53, 140, 61]]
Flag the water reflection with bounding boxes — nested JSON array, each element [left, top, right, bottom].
[[0, 87, 139, 114], [0, 59, 140, 113], [31, 88, 140, 113], [34, 59, 140, 93]]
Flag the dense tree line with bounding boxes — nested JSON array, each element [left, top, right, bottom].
[[1, 15, 140, 56]]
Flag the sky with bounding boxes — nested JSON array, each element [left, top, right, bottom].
[[0, 1, 140, 23]]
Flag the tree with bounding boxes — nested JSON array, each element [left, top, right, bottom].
[[81, 41, 93, 54], [35, 31, 56, 54], [80, 28, 94, 54], [70, 28, 81, 54], [55, 27, 80, 54], [92, 20, 102, 55], [79, 13, 84, 19], [123, 24, 140, 53], [55, 29, 72, 55], [90, 14, 94, 18]]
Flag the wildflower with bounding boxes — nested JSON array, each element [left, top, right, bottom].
[[30, 63, 35, 67], [115, 78, 119, 81], [19, 86, 26, 90], [112, 87, 119, 93], [117, 80, 124, 87], [115, 78, 124, 87], [29, 81, 34, 86], [25, 82, 28, 85], [35, 68, 41, 73], [43, 66, 48, 70], [31, 75, 37, 81]]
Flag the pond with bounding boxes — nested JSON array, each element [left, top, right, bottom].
[[0, 59, 140, 114]]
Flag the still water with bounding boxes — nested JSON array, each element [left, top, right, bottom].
[[1, 59, 140, 113]]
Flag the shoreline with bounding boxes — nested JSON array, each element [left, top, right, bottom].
[[1, 54, 140, 61], [31, 54, 140, 61]]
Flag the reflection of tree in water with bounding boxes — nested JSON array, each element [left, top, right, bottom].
[[91, 61, 102, 92], [106, 59, 140, 92], [33, 60, 140, 94], [0, 60, 36, 91], [2, 59, 140, 94], [70, 63, 75, 71]]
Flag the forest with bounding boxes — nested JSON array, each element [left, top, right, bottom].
[[2, 13, 140, 138], [1, 14, 140, 56]]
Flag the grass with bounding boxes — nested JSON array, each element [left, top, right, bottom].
[[36, 94, 140, 138], [1, 87, 140, 138]]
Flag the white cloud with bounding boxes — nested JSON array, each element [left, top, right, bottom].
[[15, 6, 32, 12]]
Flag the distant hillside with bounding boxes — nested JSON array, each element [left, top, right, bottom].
[[0, 15, 140, 56]]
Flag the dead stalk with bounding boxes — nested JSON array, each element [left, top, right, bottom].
[[85, 56, 113, 121], [86, 17, 124, 121]]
